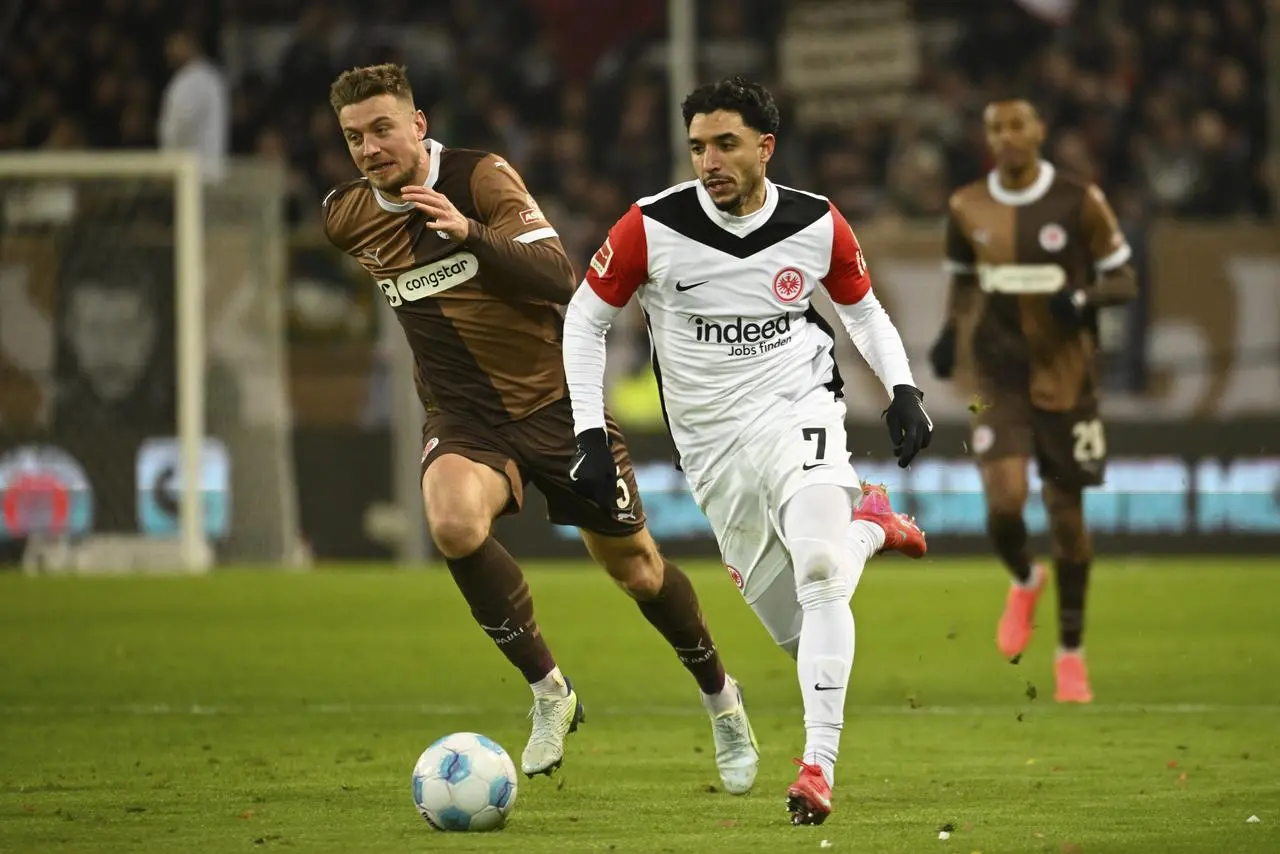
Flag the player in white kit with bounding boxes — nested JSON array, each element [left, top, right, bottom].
[[561, 78, 934, 825]]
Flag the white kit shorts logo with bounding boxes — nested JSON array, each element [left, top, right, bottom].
[[377, 252, 479, 307], [725, 564, 745, 592], [971, 425, 995, 456]]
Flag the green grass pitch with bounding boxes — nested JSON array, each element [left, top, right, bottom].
[[1, 558, 1277, 853]]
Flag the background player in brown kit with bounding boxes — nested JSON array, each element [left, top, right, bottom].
[[320, 64, 759, 791], [927, 98, 1137, 703]]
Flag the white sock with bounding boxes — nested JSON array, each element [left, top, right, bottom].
[[797, 575, 853, 788], [846, 520, 885, 593], [530, 666, 569, 699], [780, 484, 868, 789], [701, 674, 740, 716]]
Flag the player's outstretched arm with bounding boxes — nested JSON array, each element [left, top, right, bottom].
[[822, 203, 932, 467], [820, 204, 916, 397], [563, 284, 621, 436], [563, 207, 649, 508], [563, 284, 624, 508], [832, 292, 933, 468]]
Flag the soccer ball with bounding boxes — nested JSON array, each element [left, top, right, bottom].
[[411, 732, 518, 831]]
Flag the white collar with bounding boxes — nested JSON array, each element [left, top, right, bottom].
[[373, 138, 443, 213], [987, 160, 1056, 206], [695, 177, 778, 236]]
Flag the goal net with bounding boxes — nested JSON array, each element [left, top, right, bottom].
[[0, 152, 302, 572]]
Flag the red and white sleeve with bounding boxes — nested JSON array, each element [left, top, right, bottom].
[[583, 204, 649, 307], [565, 205, 650, 434], [822, 203, 917, 397], [821, 202, 872, 306]]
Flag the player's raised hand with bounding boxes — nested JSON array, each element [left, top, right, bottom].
[[399, 185, 470, 240], [569, 428, 621, 511], [883, 384, 933, 468]]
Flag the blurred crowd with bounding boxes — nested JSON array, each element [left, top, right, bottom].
[[2, 0, 1271, 278]]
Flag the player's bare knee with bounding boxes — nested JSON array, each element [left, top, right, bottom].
[[421, 455, 509, 559], [616, 560, 664, 600], [982, 461, 1029, 517], [586, 529, 665, 599], [1044, 484, 1090, 562], [1048, 511, 1091, 563], [984, 480, 1027, 518], [607, 546, 664, 600], [427, 510, 490, 559], [1053, 532, 1092, 564]]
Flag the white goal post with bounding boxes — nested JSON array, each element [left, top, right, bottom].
[[0, 150, 301, 573]]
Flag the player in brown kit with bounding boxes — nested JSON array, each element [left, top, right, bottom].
[[927, 98, 1137, 703], [321, 64, 759, 790]]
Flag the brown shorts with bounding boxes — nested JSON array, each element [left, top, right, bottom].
[[970, 387, 1107, 489], [419, 397, 645, 537]]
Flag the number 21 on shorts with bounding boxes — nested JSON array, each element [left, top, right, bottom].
[[1071, 418, 1106, 463]]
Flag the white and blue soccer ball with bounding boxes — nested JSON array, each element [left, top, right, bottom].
[[412, 732, 518, 831]]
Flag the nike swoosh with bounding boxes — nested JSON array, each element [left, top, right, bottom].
[[802, 463, 822, 471], [813, 684, 843, 691], [674, 280, 710, 292]]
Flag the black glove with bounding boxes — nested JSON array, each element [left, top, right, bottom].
[[1049, 287, 1089, 329], [569, 427, 619, 510], [882, 384, 933, 468], [928, 323, 957, 380]]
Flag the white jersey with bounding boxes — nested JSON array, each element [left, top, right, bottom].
[[565, 179, 915, 482]]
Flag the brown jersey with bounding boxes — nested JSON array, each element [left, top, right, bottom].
[[323, 140, 574, 425], [945, 162, 1130, 411]]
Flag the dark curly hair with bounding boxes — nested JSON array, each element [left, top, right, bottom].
[[680, 76, 780, 136]]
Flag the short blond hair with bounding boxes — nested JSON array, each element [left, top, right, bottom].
[[329, 63, 414, 113]]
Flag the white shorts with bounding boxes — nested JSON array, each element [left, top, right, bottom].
[[690, 391, 861, 604]]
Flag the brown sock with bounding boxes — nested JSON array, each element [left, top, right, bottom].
[[1055, 559, 1090, 650], [635, 561, 727, 695], [1043, 484, 1091, 650], [445, 537, 556, 683], [987, 511, 1033, 583]]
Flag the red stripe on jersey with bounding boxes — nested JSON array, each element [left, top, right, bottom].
[[585, 203, 648, 308], [822, 202, 871, 305]]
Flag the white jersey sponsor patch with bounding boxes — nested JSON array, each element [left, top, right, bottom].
[[376, 252, 479, 306]]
